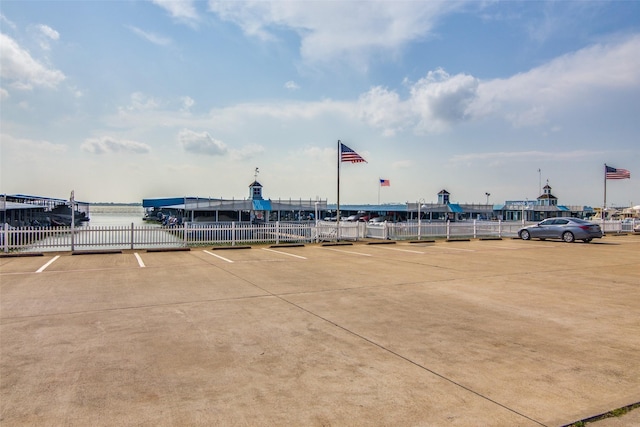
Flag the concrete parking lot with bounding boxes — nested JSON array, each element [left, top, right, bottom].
[[1, 236, 639, 426]]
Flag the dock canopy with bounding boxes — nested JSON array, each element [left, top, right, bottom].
[[143, 197, 187, 209], [447, 203, 464, 213], [252, 200, 272, 211]]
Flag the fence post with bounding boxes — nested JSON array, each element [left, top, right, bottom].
[[314, 221, 318, 244], [3, 223, 7, 253], [183, 222, 188, 247], [473, 219, 477, 239], [498, 219, 502, 238], [446, 220, 450, 240], [276, 221, 280, 245], [232, 222, 236, 246], [131, 223, 134, 250]]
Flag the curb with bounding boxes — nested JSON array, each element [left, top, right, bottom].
[[0, 252, 44, 258], [146, 247, 191, 253], [72, 249, 123, 255]]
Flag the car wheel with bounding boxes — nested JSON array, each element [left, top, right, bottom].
[[562, 231, 575, 243], [520, 230, 531, 240]]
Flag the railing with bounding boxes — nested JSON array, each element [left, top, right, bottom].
[[2, 219, 636, 253]]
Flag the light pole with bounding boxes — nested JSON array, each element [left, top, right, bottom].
[[485, 192, 490, 205]]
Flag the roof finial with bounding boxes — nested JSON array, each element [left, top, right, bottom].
[[254, 167, 259, 181]]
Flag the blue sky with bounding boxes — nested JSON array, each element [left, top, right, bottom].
[[1, 1, 639, 207]]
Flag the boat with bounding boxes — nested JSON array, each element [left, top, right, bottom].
[[48, 204, 89, 226]]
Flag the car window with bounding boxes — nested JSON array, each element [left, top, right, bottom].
[[556, 219, 569, 225], [539, 220, 553, 226]]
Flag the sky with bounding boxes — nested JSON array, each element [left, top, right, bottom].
[[1, 1, 639, 207]]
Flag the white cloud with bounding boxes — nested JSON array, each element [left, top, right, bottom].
[[128, 26, 172, 46], [178, 129, 227, 156], [181, 96, 195, 112], [410, 69, 479, 132], [1, 133, 68, 154], [81, 136, 152, 154], [0, 88, 8, 100], [103, 34, 640, 154], [126, 92, 162, 111], [358, 35, 640, 135], [356, 69, 479, 135], [450, 149, 605, 166], [207, 1, 466, 65], [37, 24, 59, 41], [469, 34, 640, 126], [0, 33, 65, 90], [0, 14, 16, 30], [32, 24, 60, 50], [357, 86, 408, 136], [284, 80, 299, 91], [151, 0, 199, 25], [230, 143, 265, 161]]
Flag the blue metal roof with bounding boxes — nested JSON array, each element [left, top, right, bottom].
[[448, 203, 464, 213], [142, 197, 186, 208], [252, 200, 272, 211], [558, 205, 570, 211]]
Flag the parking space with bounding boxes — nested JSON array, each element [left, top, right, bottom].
[[1, 236, 639, 426]]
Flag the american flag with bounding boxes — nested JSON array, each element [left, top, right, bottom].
[[605, 165, 631, 180], [340, 142, 366, 163], [379, 179, 390, 187]]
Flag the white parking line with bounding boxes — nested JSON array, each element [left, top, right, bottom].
[[261, 248, 307, 259], [425, 246, 475, 252], [203, 250, 234, 263], [323, 248, 372, 257], [375, 246, 424, 254], [479, 243, 551, 250], [134, 252, 146, 268], [36, 255, 60, 273]]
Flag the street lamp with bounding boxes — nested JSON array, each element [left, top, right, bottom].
[[485, 192, 490, 205]]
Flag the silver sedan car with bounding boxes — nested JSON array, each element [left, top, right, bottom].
[[518, 218, 603, 243]]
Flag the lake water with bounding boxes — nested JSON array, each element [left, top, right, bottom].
[[86, 205, 146, 227]]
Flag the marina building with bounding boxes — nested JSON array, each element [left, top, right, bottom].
[[142, 181, 596, 224], [142, 181, 328, 224]]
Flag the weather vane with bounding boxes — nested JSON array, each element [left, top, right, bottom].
[[254, 167, 259, 181]]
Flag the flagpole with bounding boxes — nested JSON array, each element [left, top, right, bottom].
[[378, 178, 380, 205], [337, 140, 341, 241]]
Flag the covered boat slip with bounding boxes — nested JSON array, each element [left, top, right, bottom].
[[1, 194, 90, 227], [142, 197, 328, 223]]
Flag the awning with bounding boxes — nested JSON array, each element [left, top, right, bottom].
[[557, 205, 570, 211], [447, 203, 464, 213], [252, 200, 272, 211], [0, 202, 45, 212]]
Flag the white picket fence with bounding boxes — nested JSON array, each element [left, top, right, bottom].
[[1, 219, 636, 253]]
